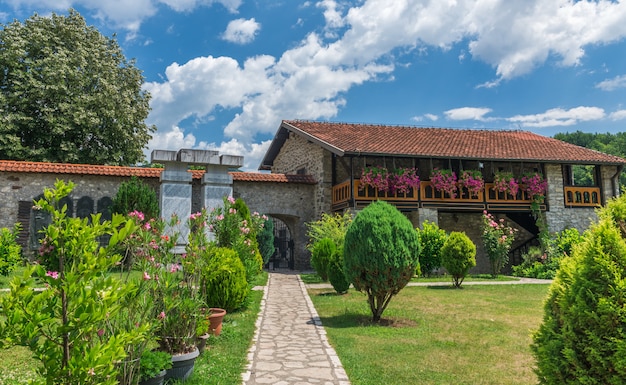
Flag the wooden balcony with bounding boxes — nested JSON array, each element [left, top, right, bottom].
[[564, 186, 601, 207], [331, 180, 547, 212]]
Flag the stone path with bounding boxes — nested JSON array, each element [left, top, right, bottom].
[[242, 271, 350, 385]]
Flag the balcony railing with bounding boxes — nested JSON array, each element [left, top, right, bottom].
[[564, 186, 601, 207], [331, 180, 600, 210]]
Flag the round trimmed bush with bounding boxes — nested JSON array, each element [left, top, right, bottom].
[[440, 231, 476, 288], [201, 247, 248, 312], [343, 201, 420, 322]]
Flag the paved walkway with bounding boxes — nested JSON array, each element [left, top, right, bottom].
[[243, 271, 350, 385]]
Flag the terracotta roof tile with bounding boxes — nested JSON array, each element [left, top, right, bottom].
[[231, 172, 316, 184], [0, 160, 316, 184], [282, 120, 626, 165]]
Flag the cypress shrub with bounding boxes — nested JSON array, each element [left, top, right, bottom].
[[327, 247, 349, 294], [257, 217, 275, 265], [111, 176, 159, 219], [201, 247, 248, 312], [532, 216, 626, 383], [311, 238, 336, 281], [343, 201, 420, 322], [440, 231, 476, 288]]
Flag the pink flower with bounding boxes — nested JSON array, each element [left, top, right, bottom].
[[227, 196, 236, 204], [229, 208, 237, 214], [88, 368, 95, 376], [170, 264, 181, 273], [158, 311, 166, 320], [216, 214, 224, 221], [97, 329, 104, 337], [143, 222, 151, 230], [46, 271, 59, 279], [143, 271, 151, 281]]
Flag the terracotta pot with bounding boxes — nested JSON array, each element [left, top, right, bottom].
[[208, 307, 227, 336]]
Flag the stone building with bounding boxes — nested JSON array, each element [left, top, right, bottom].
[[1, 120, 625, 273], [260, 120, 626, 273]]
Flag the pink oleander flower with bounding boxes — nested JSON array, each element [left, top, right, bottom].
[[97, 329, 104, 337], [143, 271, 151, 281], [158, 311, 166, 320], [227, 196, 236, 204], [46, 271, 59, 279]]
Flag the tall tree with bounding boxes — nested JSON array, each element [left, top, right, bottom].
[[0, 10, 155, 165]]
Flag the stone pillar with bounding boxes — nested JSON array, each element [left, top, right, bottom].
[[151, 150, 194, 247], [202, 154, 244, 214]]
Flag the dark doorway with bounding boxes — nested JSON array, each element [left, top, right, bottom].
[[270, 218, 294, 269]]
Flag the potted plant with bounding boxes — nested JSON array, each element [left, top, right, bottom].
[[521, 172, 547, 202], [131, 213, 205, 382], [139, 350, 172, 385], [493, 171, 519, 197], [195, 309, 211, 354], [359, 166, 389, 192], [458, 170, 484, 198], [388, 167, 420, 194], [430, 168, 458, 198]]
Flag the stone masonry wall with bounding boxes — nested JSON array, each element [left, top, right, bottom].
[[271, 132, 331, 219], [545, 163, 597, 233]]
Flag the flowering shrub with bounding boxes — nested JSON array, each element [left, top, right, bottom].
[[481, 211, 517, 276], [388, 167, 420, 194], [359, 166, 389, 192], [458, 170, 484, 198], [493, 171, 519, 197], [128, 212, 204, 355], [430, 169, 458, 198], [0, 180, 148, 385], [521, 172, 547, 201], [208, 196, 266, 282]]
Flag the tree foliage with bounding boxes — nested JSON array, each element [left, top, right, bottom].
[[441, 232, 476, 288], [311, 238, 336, 281], [554, 131, 626, 189], [0, 10, 155, 165], [306, 211, 352, 251], [343, 201, 420, 322]]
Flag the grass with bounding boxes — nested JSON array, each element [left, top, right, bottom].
[[308, 283, 549, 385], [0, 270, 268, 385], [300, 272, 521, 285]]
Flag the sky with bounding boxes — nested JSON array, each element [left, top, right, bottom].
[[1, 0, 626, 171]]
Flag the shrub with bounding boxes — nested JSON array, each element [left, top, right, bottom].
[[512, 228, 582, 279], [416, 220, 447, 276], [311, 238, 336, 281], [327, 247, 349, 294], [343, 201, 420, 322], [257, 217, 275, 265], [532, 217, 626, 383], [481, 211, 516, 277], [306, 211, 352, 251], [0, 180, 148, 384], [111, 176, 159, 219], [441, 231, 476, 288], [201, 247, 249, 312], [0, 223, 22, 276]]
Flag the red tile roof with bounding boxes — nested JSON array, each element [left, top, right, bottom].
[[278, 120, 626, 165], [0, 160, 315, 184]]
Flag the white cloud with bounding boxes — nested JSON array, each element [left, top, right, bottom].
[[195, 138, 272, 171], [609, 110, 626, 121], [445, 107, 492, 121], [507, 106, 605, 127], [222, 18, 261, 44], [596, 75, 626, 91], [412, 113, 438, 122]]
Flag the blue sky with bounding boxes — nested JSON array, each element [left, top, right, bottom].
[[1, 1, 626, 170]]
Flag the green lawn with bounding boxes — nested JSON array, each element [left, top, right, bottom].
[[300, 272, 520, 285], [308, 284, 549, 385]]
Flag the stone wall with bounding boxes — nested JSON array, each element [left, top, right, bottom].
[[545, 163, 598, 233], [271, 132, 330, 219], [233, 180, 316, 270]]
